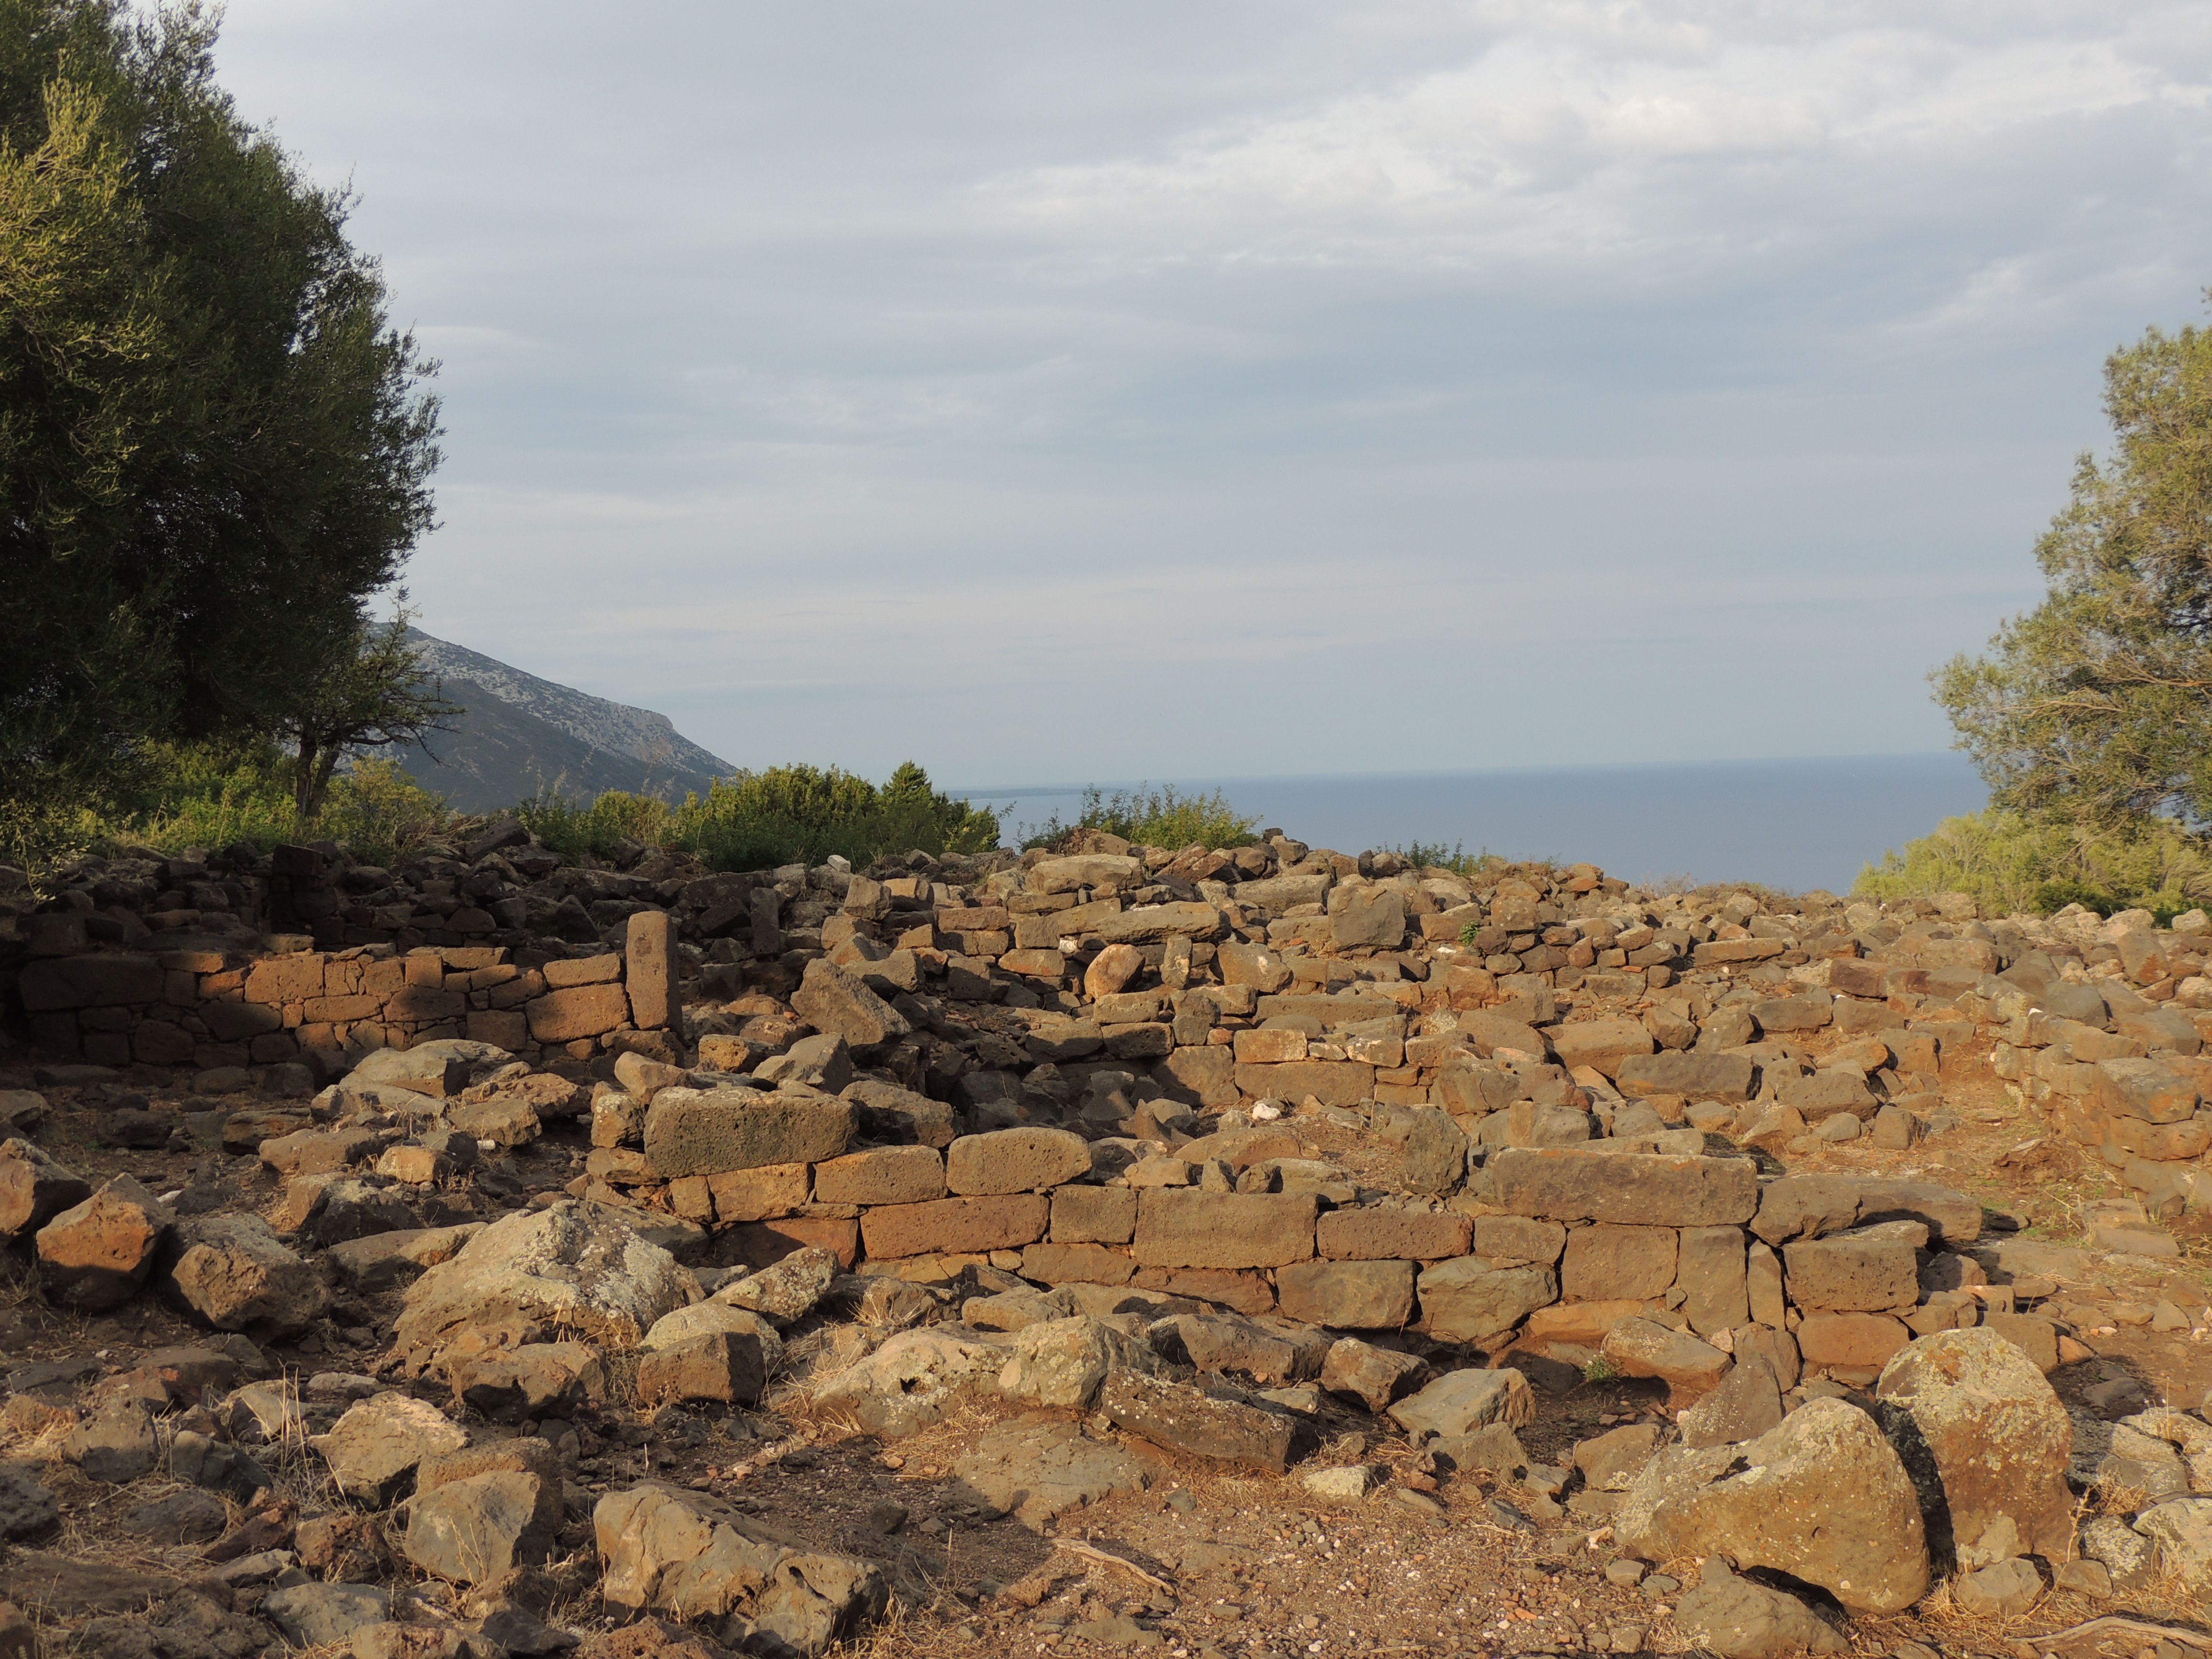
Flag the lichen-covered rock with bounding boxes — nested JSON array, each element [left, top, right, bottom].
[[996, 1316, 1158, 1410], [394, 1201, 695, 1365], [594, 1483, 886, 1655], [1615, 1397, 1929, 1613], [1874, 1327, 2074, 1564], [810, 1329, 1001, 1438]]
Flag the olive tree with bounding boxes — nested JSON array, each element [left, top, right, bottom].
[[1937, 299, 2212, 824], [0, 0, 440, 822]]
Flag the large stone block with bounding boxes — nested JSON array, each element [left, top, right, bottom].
[[1676, 1225, 1748, 1335], [1417, 1257, 1557, 1343], [810, 1145, 945, 1207], [1783, 1235, 1918, 1313], [1275, 1260, 1414, 1329], [526, 983, 631, 1044], [1232, 1061, 1375, 1107], [791, 958, 912, 1055], [19, 956, 165, 1011], [1317, 1207, 1471, 1262], [858, 1195, 1048, 1259], [1615, 1050, 1757, 1103], [624, 911, 679, 1030], [2093, 1058, 2199, 1124], [1489, 1147, 1757, 1226], [1562, 1224, 1677, 1302], [1546, 1018, 1655, 1077], [1050, 1185, 1138, 1244], [643, 1088, 854, 1177], [1131, 1190, 1316, 1270], [945, 1127, 1091, 1194]]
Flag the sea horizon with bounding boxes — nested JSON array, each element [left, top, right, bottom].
[[953, 751, 1988, 898]]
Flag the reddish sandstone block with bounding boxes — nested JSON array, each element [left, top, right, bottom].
[[1317, 1208, 1470, 1262], [859, 1195, 1047, 1259], [527, 983, 630, 1043]]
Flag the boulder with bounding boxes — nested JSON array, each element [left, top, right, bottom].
[[2133, 1497, 2212, 1587], [453, 1342, 606, 1420], [0, 1465, 58, 1541], [61, 1402, 158, 1484], [790, 959, 912, 1056], [1615, 1397, 1929, 1613], [594, 1483, 886, 1653], [0, 1140, 88, 1237], [1388, 1368, 1533, 1440], [637, 1333, 767, 1408], [997, 1316, 1159, 1410], [1319, 1338, 1426, 1412], [714, 1245, 838, 1325], [403, 1468, 556, 1584], [166, 1213, 329, 1337], [1097, 1370, 1298, 1473], [1678, 1354, 1785, 1448], [951, 1417, 1154, 1527], [262, 1584, 393, 1648], [1674, 1560, 1845, 1658], [1873, 1328, 2075, 1564], [310, 1392, 470, 1503], [395, 1201, 695, 1364], [810, 1330, 1001, 1438], [35, 1176, 170, 1310], [1952, 1558, 2043, 1617]]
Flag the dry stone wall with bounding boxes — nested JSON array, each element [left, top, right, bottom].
[[12, 912, 680, 1078]]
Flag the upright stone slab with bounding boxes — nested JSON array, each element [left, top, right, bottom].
[[624, 912, 679, 1031]]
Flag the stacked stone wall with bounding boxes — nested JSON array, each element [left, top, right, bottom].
[[16, 913, 679, 1073]]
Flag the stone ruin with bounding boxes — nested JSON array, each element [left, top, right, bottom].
[[1, 821, 2209, 1656]]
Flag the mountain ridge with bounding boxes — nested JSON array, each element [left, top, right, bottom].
[[385, 629, 732, 811]]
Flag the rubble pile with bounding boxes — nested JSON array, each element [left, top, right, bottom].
[[0, 822, 2208, 1659]]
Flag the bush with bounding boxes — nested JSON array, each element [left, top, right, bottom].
[[1392, 841, 1499, 880], [518, 762, 1002, 872], [1020, 784, 1259, 852], [1853, 808, 2212, 919], [36, 741, 458, 878]]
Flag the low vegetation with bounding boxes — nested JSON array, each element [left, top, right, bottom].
[[1852, 807, 2212, 920], [517, 761, 1002, 871], [1019, 783, 1260, 851]]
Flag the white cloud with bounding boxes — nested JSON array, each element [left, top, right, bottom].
[[207, 0, 2212, 781]]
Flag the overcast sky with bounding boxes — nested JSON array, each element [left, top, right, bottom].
[[215, 1, 2212, 787]]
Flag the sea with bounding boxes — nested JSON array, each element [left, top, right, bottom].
[[956, 752, 1987, 898]]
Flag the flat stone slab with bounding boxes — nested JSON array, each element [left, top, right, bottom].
[[952, 1415, 1155, 1527]]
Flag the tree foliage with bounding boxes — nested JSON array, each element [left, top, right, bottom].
[[0, 0, 440, 815], [1853, 807, 2212, 920], [282, 602, 459, 819], [1936, 300, 2212, 822]]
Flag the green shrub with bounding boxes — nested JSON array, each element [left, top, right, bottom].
[[50, 741, 457, 876], [520, 762, 1001, 872], [1393, 841, 1499, 880], [1854, 807, 2212, 919], [1020, 784, 1259, 852]]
